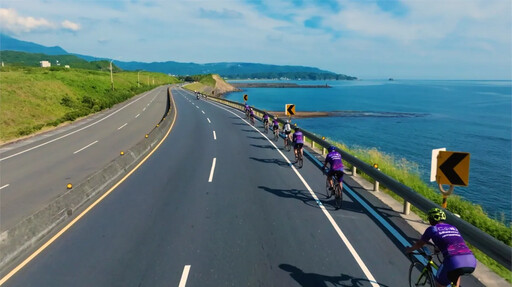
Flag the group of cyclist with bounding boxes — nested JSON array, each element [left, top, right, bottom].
[[255, 109, 476, 287]]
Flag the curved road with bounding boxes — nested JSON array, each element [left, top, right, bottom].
[[1, 87, 483, 286], [0, 86, 169, 231]]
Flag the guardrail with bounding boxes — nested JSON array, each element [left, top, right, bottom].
[[201, 92, 511, 269]]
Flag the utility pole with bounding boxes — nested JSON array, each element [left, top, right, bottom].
[[110, 60, 114, 91], [138, 71, 141, 87]]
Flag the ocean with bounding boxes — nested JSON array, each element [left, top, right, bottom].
[[225, 80, 512, 222]]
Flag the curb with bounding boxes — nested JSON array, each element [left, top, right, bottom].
[[0, 86, 175, 275]]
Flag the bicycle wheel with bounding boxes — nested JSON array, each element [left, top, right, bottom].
[[334, 183, 343, 209], [325, 178, 331, 198], [409, 261, 435, 287]]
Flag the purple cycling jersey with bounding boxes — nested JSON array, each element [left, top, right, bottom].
[[272, 119, 279, 127], [325, 151, 344, 171], [263, 114, 269, 119], [421, 223, 473, 258], [293, 131, 304, 144]]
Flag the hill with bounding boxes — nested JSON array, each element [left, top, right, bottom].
[[0, 66, 179, 143], [0, 34, 357, 80], [181, 74, 239, 96]]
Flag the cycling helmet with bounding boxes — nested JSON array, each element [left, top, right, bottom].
[[427, 208, 446, 223], [295, 127, 300, 131], [328, 146, 336, 152], [287, 120, 290, 123]]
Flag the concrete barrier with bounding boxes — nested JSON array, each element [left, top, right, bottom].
[[0, 86, 176, 274]]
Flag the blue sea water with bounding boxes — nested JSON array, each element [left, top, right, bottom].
[[226, 80, 512, 222]]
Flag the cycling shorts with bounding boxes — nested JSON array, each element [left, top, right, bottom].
[[263, 119, 269, 124], [327, 170, 344, 181], [285, 130, 291, 135], [436, 254, 476, 286], [273, 126, 279, 130], [294, 143, 303, 150]]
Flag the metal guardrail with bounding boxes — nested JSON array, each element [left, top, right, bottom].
[[201, 93, 511, 269]]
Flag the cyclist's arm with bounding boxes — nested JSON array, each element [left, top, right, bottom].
[[405, 239, 427, 253]]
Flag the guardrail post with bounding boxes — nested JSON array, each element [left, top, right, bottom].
[[403, 201, 410, 215], [311, 141, 315, 148], [374, 180, 380, 192], [352, 166, 357, 176], [322, 147, 326, 155]]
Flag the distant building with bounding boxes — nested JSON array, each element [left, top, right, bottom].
[[40, 61, 51, 68]]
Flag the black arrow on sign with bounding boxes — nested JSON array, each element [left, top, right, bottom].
[[287, 105, 295, 115], [439, 152, 467, 185]]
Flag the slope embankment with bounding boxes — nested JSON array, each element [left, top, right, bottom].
[[182, 74, 239, 97]]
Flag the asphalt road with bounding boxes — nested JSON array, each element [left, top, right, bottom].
[[0, 86, 169, 231], [1, 87, 484, 286]]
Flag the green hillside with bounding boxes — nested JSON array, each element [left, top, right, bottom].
[[0, 66, 180, 143]]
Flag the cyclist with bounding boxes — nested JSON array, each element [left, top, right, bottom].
[[406, 208, 476, 287], [272, 117, 279, 134], [262, 112, 270, 130], [292, 127, 304, 162], [244, 104, 250, 118], [282, 120, 292, 147], [249, 107, 255, 125], [322, 146, 344, 198]]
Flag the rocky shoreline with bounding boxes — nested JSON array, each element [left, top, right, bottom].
[[231, 83, 331, 88]]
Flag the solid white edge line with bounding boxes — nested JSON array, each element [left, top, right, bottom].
[[0, 89, 158, 162], [178, 265, 191, 287], [0, 184, 9, 190], [213, 131, 217, 140], [208, 158, 216, 182], [204, 99, 380, 287], [117, 123, 128, 130], [73, 140, 99, 154]]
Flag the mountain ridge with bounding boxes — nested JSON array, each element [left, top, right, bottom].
[[0, 33, 357, 80]]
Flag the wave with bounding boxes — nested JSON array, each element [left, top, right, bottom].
[[329, 110, 428, 118]]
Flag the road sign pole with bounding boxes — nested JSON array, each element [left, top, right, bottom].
[[438, 183, 454, 208]]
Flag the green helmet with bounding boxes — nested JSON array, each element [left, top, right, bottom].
[[427, 208, 446, 223]]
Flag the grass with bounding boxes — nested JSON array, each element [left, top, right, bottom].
[[326, 142, 512, 282], [0, 66, 180, 142]]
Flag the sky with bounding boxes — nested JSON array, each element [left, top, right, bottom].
[[0, 0, 511, 80]]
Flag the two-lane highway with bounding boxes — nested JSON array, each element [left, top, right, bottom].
[[0, 86, 169, 231], [1, 87, 484, 286]]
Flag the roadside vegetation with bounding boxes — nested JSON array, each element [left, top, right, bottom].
[[326, 141, 512, 281], [0, 65, 180, 143]]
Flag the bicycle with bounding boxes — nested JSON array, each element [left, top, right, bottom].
[[325, 170, 343, 209], [273, 128, 279, 141], [284, 135, 291, 151], [408, 244, 441, 287], [295, 145, 303, 168], [263, 121, 269, 134], [250, 115, 255, 126]]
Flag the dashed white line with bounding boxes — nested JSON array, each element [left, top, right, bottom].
[[73, 140, 98, 154], [202, 110, 205, 114], [117, 123, 128, 130], [207, 118, 211, 124], [204, 100, 380, 287], [179, 265, 191, 287], [135, 114, 140, 118], [208, 158, 216, 182], [143, 107, 146, 111], [196, 106, 199, 109], [213, 131, 217, 140], [0, 184, 9, 190]]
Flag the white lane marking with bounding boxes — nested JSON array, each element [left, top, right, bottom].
[[202, 110, 205, 114], [0, 184, 9, 190], [207, 118, 211, 124], [135, 113, 140, 118], [196, 106, 199, 109], [205, 100, 380, 287], [0, 91, 156, 162], [143, 107, 146, 111], [73, 140, 99, 154], [208, 158, 216, 182], [213, 131, 216, 140], [178, 265, 191, 287], [117, 123, 128, 130]]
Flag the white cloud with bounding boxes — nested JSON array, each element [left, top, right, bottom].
[[0, 8, 55, 33], [61, 20, 80, 32]]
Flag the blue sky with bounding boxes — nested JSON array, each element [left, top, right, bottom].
[[0, 0, 510, 79]]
